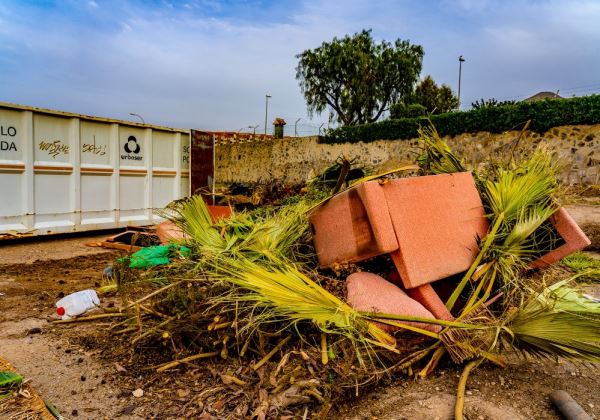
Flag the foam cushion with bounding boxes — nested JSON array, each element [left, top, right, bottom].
[[310, 182, 398, 268], [383, 172, 489, 289], [529, 207, 591, 269], [346, 272, 441, 333]]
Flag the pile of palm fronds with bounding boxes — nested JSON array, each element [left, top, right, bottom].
[[92, 122, 599, 418]]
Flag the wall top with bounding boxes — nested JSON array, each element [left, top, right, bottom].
[[0, 101, 190, 134]]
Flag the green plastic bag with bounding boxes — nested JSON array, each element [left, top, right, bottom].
[[121, 244, 191, 269]]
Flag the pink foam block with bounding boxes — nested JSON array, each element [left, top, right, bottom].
[[383, 172, 489, 289], [388, 270, 454, 321], [155, 220, 186, 243], [529, 207, 591, 269], [405, 283, 454, 321], [346, 272, 441, 333], [309, 181, 398, 268]]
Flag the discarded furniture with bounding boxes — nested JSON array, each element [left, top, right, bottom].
[[346, 272, 441, 333], [310, 172, 489, 321], [529, 207, 591, 269]]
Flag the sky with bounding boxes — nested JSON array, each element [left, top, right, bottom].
[[1, 0, 600, 133]]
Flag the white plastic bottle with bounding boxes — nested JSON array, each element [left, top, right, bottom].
[[55, 290, 100, 320]]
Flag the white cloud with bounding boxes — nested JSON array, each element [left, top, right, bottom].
[[1, 0, 600, 129]]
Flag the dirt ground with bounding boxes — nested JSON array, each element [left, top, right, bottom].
[[1, 214, 599, 419]]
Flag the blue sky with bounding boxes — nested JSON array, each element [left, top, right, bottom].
[[1, 0, 600, 133]]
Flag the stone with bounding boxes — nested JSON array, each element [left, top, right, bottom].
[[529, 207, 591, 269], [382, 172, 489, 289], [346, 272, 441, 333]]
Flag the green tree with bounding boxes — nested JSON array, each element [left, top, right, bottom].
[[295, 29, 424, 126], [411, 75, 458, 114], [471, 98, 516, 109], [389, 102, 427, 119]]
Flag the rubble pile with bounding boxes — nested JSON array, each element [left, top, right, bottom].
[[77, 125, 598, 418]]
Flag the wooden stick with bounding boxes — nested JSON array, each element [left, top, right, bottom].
[[157, 351, 219, 373], [114, 326, 138, 335], [252, 336, 291, 371], [320, 333, 328, 365], [221, 374, 246, 386], [138, 303, 168, 319], [213, 322, 232, 331], [121, 281, 183, 311], [110, 316, 136, 330], [455, 359, 480, 420], [131, 317, 175, 345], [52, 313, 128, 323]]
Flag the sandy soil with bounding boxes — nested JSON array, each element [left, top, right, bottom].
[[0, 233, 114, 265], [1, 210, 599, 419], [0, 242, 144, 419]]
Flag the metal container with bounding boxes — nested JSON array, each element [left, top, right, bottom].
[[0, 102, 191, 238]]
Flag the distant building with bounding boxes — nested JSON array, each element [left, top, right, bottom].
[[524, 91, 563, 101]]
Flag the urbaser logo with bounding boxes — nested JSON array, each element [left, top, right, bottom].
[[121, 135, 143, 161]]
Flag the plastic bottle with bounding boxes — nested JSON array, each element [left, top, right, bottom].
[[55, 290, 100, 320]]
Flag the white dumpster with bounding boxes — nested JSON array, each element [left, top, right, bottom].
[[0, 102, 191, 238]]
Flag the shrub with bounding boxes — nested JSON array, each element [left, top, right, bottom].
[[323, 95, 600, 144], [390, 102, 427, 119], [471, 98, 517, 109]]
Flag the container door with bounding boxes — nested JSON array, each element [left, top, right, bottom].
[[190, 130, 215, 203]]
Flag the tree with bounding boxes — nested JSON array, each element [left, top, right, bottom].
[[295, 29, 423, 126], [411, 75, 458, 114], [471, 98, 516, 110], [389, 102, 427, 119]]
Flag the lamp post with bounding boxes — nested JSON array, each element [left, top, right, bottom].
[[264, 94, 271, 135], [294, 118, 301, 137], [129, 113, 145, 124], [318, 123, 325, 136], [457, 55, 465, 110], [249, 124, 259, 136]]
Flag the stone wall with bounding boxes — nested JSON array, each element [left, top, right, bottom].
[[215, 124, 600, 185]]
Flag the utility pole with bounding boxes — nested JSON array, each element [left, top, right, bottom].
[[457, 55, 465, 110], [264, 94, 271, 135], [294, 118, 301, 137], [318, 123, 325, 136]]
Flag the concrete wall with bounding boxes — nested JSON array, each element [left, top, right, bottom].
[[215, 124, 600, 185]]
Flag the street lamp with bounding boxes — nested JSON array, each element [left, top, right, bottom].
[[457, 55, 465, 110], [248, 124, 259, 135], [129, 113, 145, 124], [294, 118, 301, 137], [264, 94, 271, 135]]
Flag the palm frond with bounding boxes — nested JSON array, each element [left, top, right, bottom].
[[562, 252, 600, 279], [417, 123, 467, 174], [505, 280, 600, 362]]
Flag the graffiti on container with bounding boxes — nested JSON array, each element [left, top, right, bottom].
[[39, 140, 70, 158], [121, 135, 143, 161], [182, 145, 190, 164], [82, 136, 107, 156]]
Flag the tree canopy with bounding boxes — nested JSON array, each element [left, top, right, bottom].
[[412, 75, 458, 114], [390, 75, 459, 119], [471, 97, 517, 110], [295, 29, 424, 126]]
